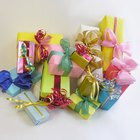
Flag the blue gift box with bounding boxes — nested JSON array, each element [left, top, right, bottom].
[[98, 80, 122, 110], [6, 68, 41, 97], [17, 91, 49, 125]]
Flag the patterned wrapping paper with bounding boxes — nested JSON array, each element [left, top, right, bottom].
[[99, 16, 124, 71]]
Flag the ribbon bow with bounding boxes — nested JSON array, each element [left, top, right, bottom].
[[58, 39, 73, 76], [75, 89, 97, 114], [21, 43, 35, 73], [35, 29, 51, 63], [0, 70, 32, 92], [101, 28, 131, 59], [111, 57, 138, 85]]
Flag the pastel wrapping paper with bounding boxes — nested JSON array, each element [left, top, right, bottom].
[[17, 41, 35, 73], [98, 80, 122, 110], [6, 68, 41, 97], [68, 93, 100, 120], [40, 61, 70, 98], [99, 16, 124, 71], [47, 43, 84, 78], [17, 91, 49, 125]]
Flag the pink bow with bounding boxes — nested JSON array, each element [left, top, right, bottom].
[[111, 57, 138, 85], [101, 28, 131, 59]]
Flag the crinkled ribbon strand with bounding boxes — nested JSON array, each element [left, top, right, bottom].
[[84, 66, 100, 101], [0, 70, 32, 92], [41, 88, 72, 109], [7, 97, 50, 109], [101, 28, 131, 59], [21, 43, 35, 73], [34, 29, 51, 63], [74, 89, 98, 114]]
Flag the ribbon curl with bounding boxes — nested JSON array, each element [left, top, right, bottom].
[[0, 70, 32, 92], [35, 30, 51, 63]]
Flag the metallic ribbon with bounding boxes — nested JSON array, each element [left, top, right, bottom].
[[0, 70, 32, 92], [35, 30, 51, 63], [21, 43, 35, 73]]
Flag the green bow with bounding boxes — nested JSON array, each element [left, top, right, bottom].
[[74, 89, 98, 114], [21, 43, 35, 73], [58, 39, 73, 76]]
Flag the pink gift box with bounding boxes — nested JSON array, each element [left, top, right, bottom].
[[47, 44, 84, 78], [17, 41, 35, 73]]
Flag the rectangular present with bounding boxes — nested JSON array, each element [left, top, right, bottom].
[[40, 61, 70, 99], [99, 16, 124, 71], [98, 80, 122, 110], [68, 93, 100, 120], [6, 68, 41, 97], [17, 91, 49, 125], [47, 43, 84, 78]]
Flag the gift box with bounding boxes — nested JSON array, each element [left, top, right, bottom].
[[40, 61, 70, 99], [47, 39, 84, 78], [17, 91, 49, 125], [98, 80, 122, 110], [68, 92, 100, 120], [6, 68, 41, 97], [99, 16, 124, 71]]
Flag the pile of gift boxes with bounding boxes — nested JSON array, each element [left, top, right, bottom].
[[0, 16, 138, 125]]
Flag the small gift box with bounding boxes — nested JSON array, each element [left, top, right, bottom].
[[105, 57, 137, 93], [98, 80, 122, 110], [68, 90, 100, 120], [40, 61, 70, 108], [99, 16, 124, 71], [0, 69, 41, 97], [16, 91, 49, 125], [47, 39, 84, 78]]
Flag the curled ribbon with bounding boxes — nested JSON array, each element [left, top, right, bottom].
[[21, 43, 35, 73], [0, 70, 32, 92], [40, 88, 72, 109], [35, 30, 51, 63], [101, 28, 131, 59], [111, 57, 138, 85]]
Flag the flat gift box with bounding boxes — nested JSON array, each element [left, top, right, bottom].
[[68, 93, 100, 119], [40, 61, 70, 98], [17, 91, 49, 125], [6, 68, 41, 97], [99, 16, 124, 71], [47, 43, 84, 78]]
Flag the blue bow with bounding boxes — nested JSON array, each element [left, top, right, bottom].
[[0, 70, 32, 92]]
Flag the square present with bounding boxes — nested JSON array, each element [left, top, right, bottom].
[[68, 93, 100, 120], [17, 91, 49, 125], [47, 39, 84, 78], [6, 68, 41, 97], [98, 80, 122, 110], [40, 61, 70, 99], [99, 16, 124, 71]]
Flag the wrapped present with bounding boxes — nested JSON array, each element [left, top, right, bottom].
[[40, 61, 71, 109], [0, 69, 41, 97], [105, 57, 137, 93], [98, 80, 122, 110], [47, 39, 84, 78], [99, 16, 124, 71], [7, 91, 50, 125], [68, 90, 100, 120]]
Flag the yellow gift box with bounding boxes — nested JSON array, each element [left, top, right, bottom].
[[68, 93, 100, 120], [99, 16, 124, 71]]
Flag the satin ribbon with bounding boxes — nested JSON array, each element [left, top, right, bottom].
[[101, 28, 131, 59], [0, 70, 32, 92], [21, 43, 35, 73], [75, 89, 98, 114], [111, 57, 137, 85], [35, 30, 51, 63]]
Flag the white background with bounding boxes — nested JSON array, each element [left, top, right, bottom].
[[0, 0, 140, 140]]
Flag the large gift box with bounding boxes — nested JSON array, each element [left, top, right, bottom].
[[99, 16, 124, 71]]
